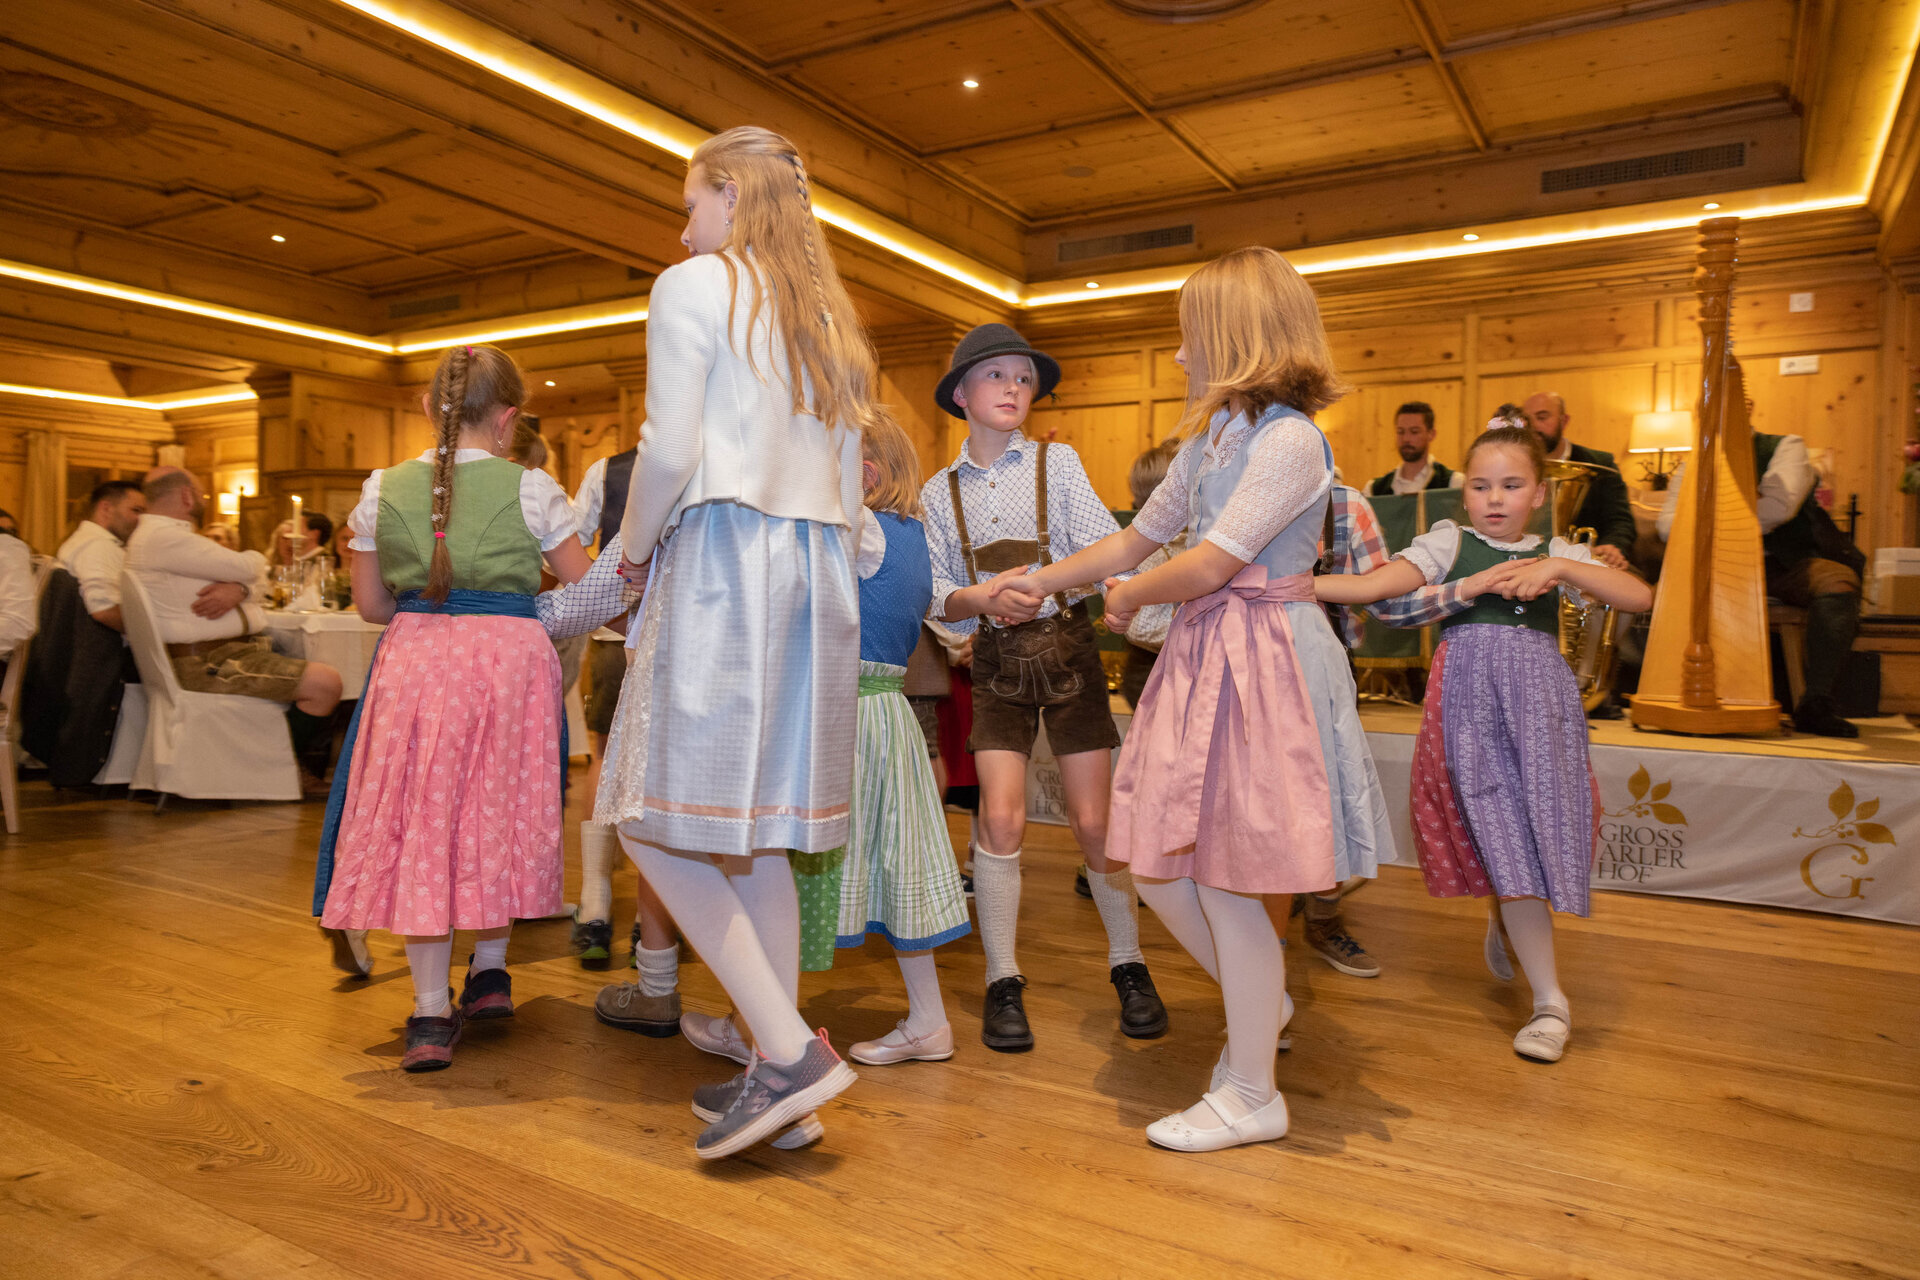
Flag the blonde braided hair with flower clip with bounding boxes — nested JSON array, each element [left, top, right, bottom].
[[691, 126, 877, 434]]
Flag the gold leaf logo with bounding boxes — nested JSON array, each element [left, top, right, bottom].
[[1794, 783, 1896, 846], [1604, 763, 1688, 825]]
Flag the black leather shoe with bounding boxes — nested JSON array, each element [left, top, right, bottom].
[[981, 976, 1034, 1052], [1109, 962, 1168, 1039], [1794, 695, 1860, 739]]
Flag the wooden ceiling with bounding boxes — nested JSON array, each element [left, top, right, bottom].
[[651, 0, 1810, 221], [0, 0, 1904, 393]]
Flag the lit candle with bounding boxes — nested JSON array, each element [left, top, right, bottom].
[[290, 493, 302, 546]]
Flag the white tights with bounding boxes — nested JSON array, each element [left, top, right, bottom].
[[618, 831, 813, 1064], [1135, 877, 1283, 1126], [1497, 897, 1568, 1019]]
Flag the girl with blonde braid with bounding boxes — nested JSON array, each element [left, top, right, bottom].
[[318, 344, 590, 1073], [597, 126, 875, 1159]]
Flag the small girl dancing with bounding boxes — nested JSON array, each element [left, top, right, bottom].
[[831, 414, 972, 1065], [1315, 422, 1652, 1062], [318, 343, 589, 1072], [988, 246, 1391, 1151]]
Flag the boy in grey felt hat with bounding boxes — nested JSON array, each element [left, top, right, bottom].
[[919, 323, 1167, 1054]]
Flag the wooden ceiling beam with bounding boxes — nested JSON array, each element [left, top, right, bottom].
[[918, 0, 1739, 159], [1003, 0, 1238, 191], [758, 2, 1014, 72], [1398, 0, 1488, 150]]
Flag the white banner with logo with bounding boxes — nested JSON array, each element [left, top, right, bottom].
[[1371, 733, 1918, 925], [1030, 713, 1918, 926]]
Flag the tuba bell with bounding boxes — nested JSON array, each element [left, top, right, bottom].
[[1542, 458, 1621, 713]]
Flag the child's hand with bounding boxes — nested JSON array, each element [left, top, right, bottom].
[[985, 563, 1039, 599], [1494, 558, 1563, 601], [618, 555, 651, 587], [1460, 563, 1520, 599], [1102, 577, 1137, 632]]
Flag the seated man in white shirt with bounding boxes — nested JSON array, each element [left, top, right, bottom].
[[56, 479, 146, 632], [126, 468, 344, 778], [0, 522, 35, 664]]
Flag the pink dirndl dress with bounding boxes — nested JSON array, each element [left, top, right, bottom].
[[1110, 567, 1336, 893], [319, 454, 567, 936]]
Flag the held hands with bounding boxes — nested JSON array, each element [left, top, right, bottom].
[[193, 580, 249, 619], [984, 564, 1045, 626], [1592, 543, 1630, 571], [1465, 558, 1562, 602], [617, 554, 651, 588], [1101, 577, 1137, 632]]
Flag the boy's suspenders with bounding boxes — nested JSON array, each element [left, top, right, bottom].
[[947, 441, 1071, 617]]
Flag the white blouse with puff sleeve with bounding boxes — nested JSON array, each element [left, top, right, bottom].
[[347, 449, 579, 552]]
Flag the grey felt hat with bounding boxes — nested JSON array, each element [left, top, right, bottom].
[[934, 323, 1062, 420]]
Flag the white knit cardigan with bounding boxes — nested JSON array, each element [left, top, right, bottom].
[[622, 251, 864, 555]]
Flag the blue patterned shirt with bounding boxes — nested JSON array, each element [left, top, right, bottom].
[[919, 433, 1120, 636]]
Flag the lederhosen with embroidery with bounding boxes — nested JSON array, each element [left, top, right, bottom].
[[949, 442, 1111, 731]]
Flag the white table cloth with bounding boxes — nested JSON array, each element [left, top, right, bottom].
[[263, 610, 385, 700]]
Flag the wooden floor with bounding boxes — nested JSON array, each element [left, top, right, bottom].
[[2, 776, 1915, 1280]]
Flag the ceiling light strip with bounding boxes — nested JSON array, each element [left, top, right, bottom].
[[0, 259, 396, 352], [392, 306, 651, 354], [0, 382, 259, 412], [328, 0, 1022, 305]]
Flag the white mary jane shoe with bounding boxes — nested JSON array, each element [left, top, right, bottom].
[[1513, 1002, 1571, 1063], [1146, 1091, 1290, 1153]]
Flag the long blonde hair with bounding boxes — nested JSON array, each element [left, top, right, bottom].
[[861, 409, 923, 519], [423, 344, 526, 603], [692, 126, 878, 433], [1174, 246, 1346, 440]]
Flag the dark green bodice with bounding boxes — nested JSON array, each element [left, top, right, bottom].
[[1438, 527, 1559, 636]]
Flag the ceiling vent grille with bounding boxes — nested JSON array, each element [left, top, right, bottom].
[[386, 293, 462, 320], [1057, 223, 1194, 262], [1541, 143, 1745, 194]]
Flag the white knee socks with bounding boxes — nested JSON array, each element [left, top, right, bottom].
[[896, 950, 947, 1038], [1497, 897, 1568, 1018], [406, 936, 453, 1018], [470, 935, 508, 973], [579, 821, 617, 924], [1085, 867, 1146, 969], [635, 945, 679, 999], [973, 846, 1023, 984], [620, 831, 812, 1064]]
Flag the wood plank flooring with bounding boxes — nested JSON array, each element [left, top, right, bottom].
[[1, 775, 1915, 1280]]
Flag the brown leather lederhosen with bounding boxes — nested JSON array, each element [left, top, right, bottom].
[[949, 442, 1094, 707]]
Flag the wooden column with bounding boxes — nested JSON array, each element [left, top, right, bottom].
[[20, 429, 66, 553]]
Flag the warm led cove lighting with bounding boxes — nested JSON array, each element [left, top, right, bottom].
[[0, 382, 258, 412], [392, 306, 650, 354], [0, 257, 396, 352]]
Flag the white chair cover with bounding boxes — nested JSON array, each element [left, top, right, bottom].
[[119, 572, 301, 802], [92, 683, 148, 787]]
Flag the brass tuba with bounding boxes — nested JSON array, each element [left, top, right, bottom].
[[1543, 458, 1621, 713]]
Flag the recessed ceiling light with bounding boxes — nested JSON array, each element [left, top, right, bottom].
[[270, 234, 286, 243], [1085, 282, 1100, 289], [962, 79, 979, 89], [544, 379, 556, 386], [1461, 233, 1479, 241], [1703, 202, 1721, 210], [1064, 164, 1095, 179]]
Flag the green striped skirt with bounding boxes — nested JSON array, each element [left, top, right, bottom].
[[792, 661, 972, 970]]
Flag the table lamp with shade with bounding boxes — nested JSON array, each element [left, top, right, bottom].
[[1627, 411, 1694, 489]]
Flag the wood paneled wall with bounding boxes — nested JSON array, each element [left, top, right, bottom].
[[993, 264, 1911, 554]]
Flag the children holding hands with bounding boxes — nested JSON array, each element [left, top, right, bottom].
[[1314, 422, 1652, 1063]]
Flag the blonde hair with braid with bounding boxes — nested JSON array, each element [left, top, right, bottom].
[[690, 126, 878, 433], [421, 343, 526, 603]]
